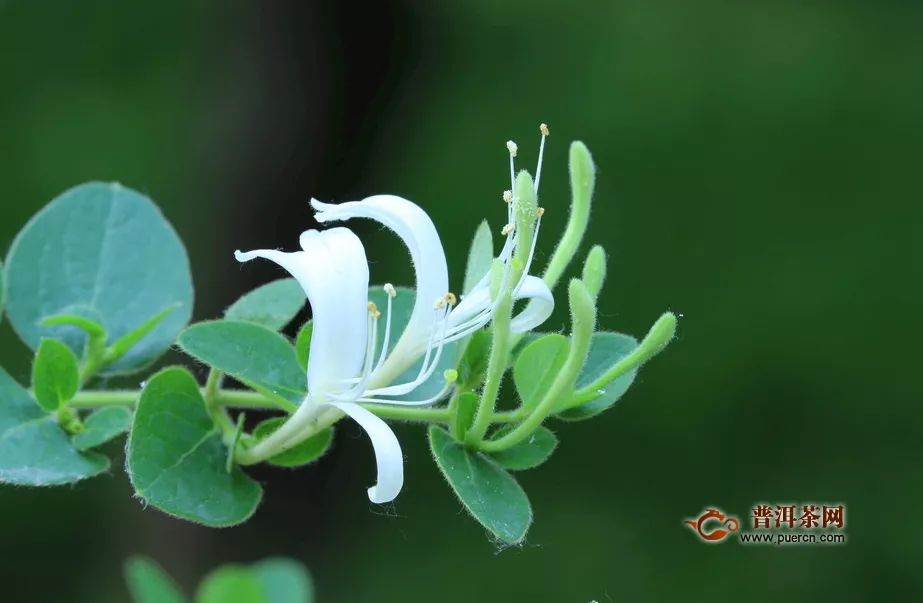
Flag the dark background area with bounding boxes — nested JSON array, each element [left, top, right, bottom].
[[1, 0, 920, 601]]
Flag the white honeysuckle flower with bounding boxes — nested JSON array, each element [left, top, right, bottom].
[[311, 195, 553, 388], [235, 149, 553, 504]]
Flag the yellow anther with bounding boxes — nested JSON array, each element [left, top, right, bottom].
[[506, 140, 518, 157], [384, 283, 396, 297], [433, 297, 447, 310], [536, 207, 545, 217], [501, 223, 515, 236], [539, 123, 549, 136], [503, 190, 513, 203], [367, 301, 381, 318], [443, 369, 459, 383], [444, 292, 457, 306]]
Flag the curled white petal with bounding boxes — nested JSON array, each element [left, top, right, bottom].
[[312, 195, 448, 386], [323, 400, 404, 503], [236, 227, 369, 393], [509, 275, 554, 333], [448, 275, 554, 337]]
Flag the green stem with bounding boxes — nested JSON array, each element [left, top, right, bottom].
[[69, 390, 463, 422], [362, 404, 452, 422], [479, 280, 596, 453], [465, 291, 513, 445]]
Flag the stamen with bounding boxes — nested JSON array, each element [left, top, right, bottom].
[[367, 301, 381, 319], [536, 207, 545, 217], [444, 292, 457, 306], [366, 305, 451, 397], [330, 307, 379, 401], [535, 122, 549, 193], [503, 190, 513, 203], [371, 288, 395, 376], [508, 141, 517, 197], [501, 223, 515, 236], [354, 376, 455, 406], [433, 297, 446, 310]]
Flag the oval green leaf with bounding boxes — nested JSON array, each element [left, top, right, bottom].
[[225, 278, 305, 331], [32, 338, 80, 411], [513, 333, 570, 413], [252, 418, 333, 467], [252, 558, 315, 603], [125, 557, 187, 603], [487, 425, 558, 470], [556, 332, 639, 421], [0, 367, 108, 485], [178, 320, 306, 407], [126, 367, 262, 527], [3, 182, 193, 374], [196, 566, 268, 603], [428, 425, 532, 543], [72, 406, 132, 451]]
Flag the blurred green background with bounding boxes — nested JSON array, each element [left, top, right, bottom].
[[1, 0, 920, 601]]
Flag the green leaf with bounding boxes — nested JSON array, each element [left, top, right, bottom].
[[178, 320, 306, 407], [226, 279, 305, 331], [513, 334, 570, 413], [428, 425, 532, 543], [32, 338, 80, 410], [252, 418, 332, 468], [125, 557, 187, 603], [556, 332, 639, 421], [252, 558, 314, 603], [463, 220, 493, 295], [452, 392, 479, 440], [0, 367, 108, 485], [3, 182, 193, 374], [72, 406, 132, 451], [196, 566, 268, 603], [456, 329, 491, 390], [126, 367, 262, 527], [294, 322, 312, 371], [107, 304, 181, 364], [487, 426, 558, 470], [367, 286, 457, 401]]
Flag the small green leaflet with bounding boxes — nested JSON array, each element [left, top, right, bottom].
[[225, 278, 305, 331], [72, 406, 132, 451], [463, 220, 493, 296], [31, 338, 80, 411], [252, 418, 333, 467]]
